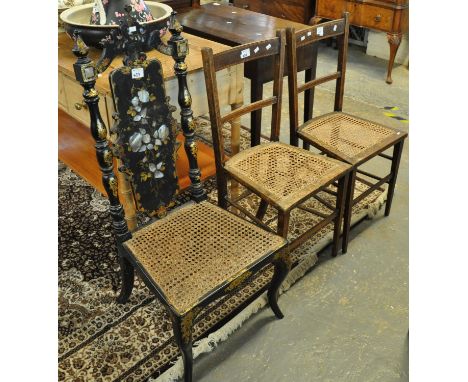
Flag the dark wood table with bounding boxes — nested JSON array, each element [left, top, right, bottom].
[[178, 3, 318, 146]]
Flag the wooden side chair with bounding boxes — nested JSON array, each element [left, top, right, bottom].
[[286, 13, 408, 253], [72, 14, 291, 382], [201, 30, 352, 255]]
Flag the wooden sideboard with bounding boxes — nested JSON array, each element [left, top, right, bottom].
[[231, 0, 315, 24], [314, 0, 408, 84]]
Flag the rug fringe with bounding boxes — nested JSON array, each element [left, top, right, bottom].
[[366, 187, 388, 220], [150, 191, 387, 382]]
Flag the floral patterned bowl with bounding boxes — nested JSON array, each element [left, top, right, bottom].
[[60, 1, 172, 49]]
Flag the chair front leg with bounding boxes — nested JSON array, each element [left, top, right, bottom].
[[385, 140, 404, 217], [277, 210, 290, 239], [171, 309, 199, 382], [117, 250, 135, 304], [342, 170, 356, 254], [332, 173, 349, 257], [268, 249, 291, 319]]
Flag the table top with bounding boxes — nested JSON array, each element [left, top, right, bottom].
[[178, 3, 309, 46], [58, 31, 229, 94]]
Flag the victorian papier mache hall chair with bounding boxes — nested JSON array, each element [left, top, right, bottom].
[[286, 13, 408, 253], [72, 13, 292, 382], [202, 30, 352, 255]]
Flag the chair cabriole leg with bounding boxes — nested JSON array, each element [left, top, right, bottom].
[[268, 250, 291, 319], [385, 140, 404, 216], [117, 254, 135, 304]]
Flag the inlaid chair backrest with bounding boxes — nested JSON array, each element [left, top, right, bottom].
[[201, 30, 286, 166], [286, 13, 350, 134], [109, 57, 179, 217]]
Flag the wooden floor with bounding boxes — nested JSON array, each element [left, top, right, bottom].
[[58, 108, 217, 195]]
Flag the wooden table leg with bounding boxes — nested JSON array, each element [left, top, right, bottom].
[[386, 33, 402, 84]]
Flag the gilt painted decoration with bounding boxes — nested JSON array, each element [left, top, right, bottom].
[[110, 59, 179, 216]]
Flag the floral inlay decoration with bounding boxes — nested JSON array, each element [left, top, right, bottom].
[[110, 59, 179, 216]]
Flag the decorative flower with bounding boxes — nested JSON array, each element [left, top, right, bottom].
[[129, 128, 150, 152], [129, 124, 168, 152], [137, 89, 150, 103], [152, 124, 169, 145], [133, 107, 147, 122], [148, 162, 164, 178]]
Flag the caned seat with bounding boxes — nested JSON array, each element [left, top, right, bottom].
[[298, 112, 405, 165], [225, 142, 351, 211], [124, 201, 286, 315]]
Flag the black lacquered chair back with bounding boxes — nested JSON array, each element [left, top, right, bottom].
[[110, 59, 180, 217]]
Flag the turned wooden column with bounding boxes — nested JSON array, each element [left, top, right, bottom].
[[72, 32, 131, 244], [167, 13, 207, 202]]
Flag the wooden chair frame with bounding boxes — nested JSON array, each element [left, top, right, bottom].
[[286, 13, 408, 253], [71, 14, 291, 382], [202, 30, 351, 255]]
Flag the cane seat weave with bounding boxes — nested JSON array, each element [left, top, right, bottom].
[[224, 142, 351, 211], [298, 112, 405, 165], [124, 201, 286, 315]]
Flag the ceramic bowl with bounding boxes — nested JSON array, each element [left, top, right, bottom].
[[60, 1, 172, 49]]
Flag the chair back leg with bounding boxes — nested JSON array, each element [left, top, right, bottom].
[[332, 173, 349, 257], [256, 199, 269, 221]]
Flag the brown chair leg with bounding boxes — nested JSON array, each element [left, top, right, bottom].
[[385, 140, 404, 217], [303, 141, 310, 150], [342, 170, 356, 254], [117, 254, 135, 304], [216, 170, 229, 210], [171, 311, 196, 382], [332, 173, 349, 257], [267, 251, 291, 319], [277, 210, 290, 239], [256, 199, 269, 221]]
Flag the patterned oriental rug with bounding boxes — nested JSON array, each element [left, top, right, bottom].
[[58, 119, 387, 382]]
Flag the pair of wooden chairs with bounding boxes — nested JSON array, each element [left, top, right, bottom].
[[73, 13, 292, 382], [202, 12, 407, 255], [201, 31, 352, 254]]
